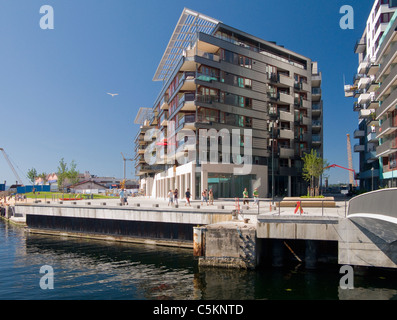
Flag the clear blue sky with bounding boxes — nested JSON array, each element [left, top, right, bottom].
[[0, 0, 373, 185]]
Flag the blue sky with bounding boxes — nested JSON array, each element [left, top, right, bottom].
[[0, 0, 373, 185]]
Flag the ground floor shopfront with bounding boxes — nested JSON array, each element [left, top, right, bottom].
[[140, 161, 308, 200]]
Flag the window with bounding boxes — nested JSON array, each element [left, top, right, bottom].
[[221, 49, 251, 69]]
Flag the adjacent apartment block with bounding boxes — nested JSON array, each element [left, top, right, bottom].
[[345, 0, 397, 190], [134, 8, 323, 200]]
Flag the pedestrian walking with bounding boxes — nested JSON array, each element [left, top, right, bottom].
[[201, 189, 208, 206], [168, 190, 173, 206], [185, 188, 191, 206], [119, 189, 125, 205], [253, 187, 259, 206], [243, 187, 249, 208], [174, 188, 179, 205], [208, 188, 214, 205]]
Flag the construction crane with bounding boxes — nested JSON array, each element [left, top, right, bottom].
[[324, 164, 358, 187], [0, 148, 24, 186], [121, 152, 134, 188], [346, 134, 355, 185]]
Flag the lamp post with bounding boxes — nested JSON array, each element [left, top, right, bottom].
[[267, 119, 278, 208]]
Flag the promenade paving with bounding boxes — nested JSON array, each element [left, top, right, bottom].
[[10, 195, 348, 219]]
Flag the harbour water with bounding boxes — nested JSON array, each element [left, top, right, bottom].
[[1, 219, 397, 300]]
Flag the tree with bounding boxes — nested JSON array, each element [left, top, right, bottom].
[[57, 158, 80, 191], [38, 172, 48, 184], [67, 160, 80, 185], [302, 149, 329, 197], [27, 168, 38, 185], [57, 158, 68, 191]]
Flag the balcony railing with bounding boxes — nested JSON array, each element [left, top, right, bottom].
[[376, 138, 397, 157]]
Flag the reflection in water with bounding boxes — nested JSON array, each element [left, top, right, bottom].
[[1, 220, 397, 300]]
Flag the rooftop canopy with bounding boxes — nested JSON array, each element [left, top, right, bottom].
[[153, 8, 220, 82]]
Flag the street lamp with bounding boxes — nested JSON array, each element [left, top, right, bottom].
[[267, 119, 278, 208], [371, 167, 374, 191]]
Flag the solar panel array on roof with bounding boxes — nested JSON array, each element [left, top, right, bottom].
[[153, 8, 220, 82]]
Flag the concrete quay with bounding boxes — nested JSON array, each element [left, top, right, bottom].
[[7, 195, 397, 270]]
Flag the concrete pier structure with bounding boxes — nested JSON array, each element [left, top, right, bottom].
[[6, 190, 397, 270]]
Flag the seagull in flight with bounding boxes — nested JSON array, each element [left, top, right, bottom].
[[107, 93, 119, 97]]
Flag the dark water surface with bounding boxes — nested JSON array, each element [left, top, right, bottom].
[[1, 219, 397, 300]]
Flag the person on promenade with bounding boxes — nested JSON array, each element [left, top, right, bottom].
[[174, 188, 179, 206], [253, 187, 259, 206], [168, 190, 173, 206], [201, 189, 208, 206], [243, 187, 249, 208], [208, 188, 214, 205], [119, 189, 125, 205], [185, 188, 191, 206]]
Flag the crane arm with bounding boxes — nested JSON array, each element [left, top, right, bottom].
[[0, 148, 24, 185], [324, 164, 358, 187], [324, 164, 356, 173]]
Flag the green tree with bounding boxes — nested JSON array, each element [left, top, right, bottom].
[[57, 158, 68, 191], [57, 158, 80, 191], [27, 168, 38, 185], [302, 149, 328, 197], [67, 160, 79, 185], [38, 172, 48, 184]]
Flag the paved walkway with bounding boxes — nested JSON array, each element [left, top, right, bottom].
[[10, 196, 348, 218]]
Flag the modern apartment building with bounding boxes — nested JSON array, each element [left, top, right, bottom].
[[134, 8, 323, 200], [345, 0, 397, 190]]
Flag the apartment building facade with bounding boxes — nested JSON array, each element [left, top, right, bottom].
[[134, 8, 323, 200], [346, 0, 397, 190]]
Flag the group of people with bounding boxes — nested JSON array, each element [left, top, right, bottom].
[[163, 187, 260, 208], [168, 188, 192, 207], [242, 187, 259, 209], [201, 188, 214, 206]]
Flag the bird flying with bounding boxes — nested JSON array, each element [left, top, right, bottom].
[[107, 93, 119, 97]]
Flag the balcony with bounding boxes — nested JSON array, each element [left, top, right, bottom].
[[279, 110, 294, 122], [279, 74, 294, 87], [354, 38, 366, 54], [359, 109, 375, 119], [357, 60, 368, 74], [354, 144, 365, 152], [376, 65, 397, 100], [358, 92, 371, 105], [160, 95, 169, 110], [376, 117, 397, 139], [358, 77, 371, 90], [376, 41, 397, 82], [178, 92, 196, 112], [279, 92, 294, 105], [311, 88, 322, 101], [376, 88, 397, 119], [312, 73, 322, 87], [177, 114, 196, 131], [312, 135, 322, 145], [366, 63, 379, 76], [353, 129, 365, 139], [312, 120, 321, 130], [279, 129, 294, 140], [376, 139, 397, 157], [279, 147, 295, 158], [179, 71, 196, 91]]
